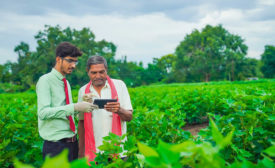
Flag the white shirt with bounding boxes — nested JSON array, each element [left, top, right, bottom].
[[78, 79, 133, 153]]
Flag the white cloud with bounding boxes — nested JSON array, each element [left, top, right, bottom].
[[198, 8, 275, 58], [0, 48, 17, 63], [0, 3, 274, 65], [257, 0, 275, 5], [0, 11, 199, 64]]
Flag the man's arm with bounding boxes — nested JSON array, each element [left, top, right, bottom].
[[36, 77, 75, 120], [105, 102, 133, 121], [104, 80, 133, 121], [118, 108, 133, 121], [78, 120, 85, 158]]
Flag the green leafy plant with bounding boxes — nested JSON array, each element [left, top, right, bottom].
[[13, 120, 275, 168], [1, 80, 274, 167]]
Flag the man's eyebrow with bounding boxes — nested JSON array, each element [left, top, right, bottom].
[[90, 70, 105, 73]]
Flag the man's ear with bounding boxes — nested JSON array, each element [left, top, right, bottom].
[[56, 56, 61, 63]]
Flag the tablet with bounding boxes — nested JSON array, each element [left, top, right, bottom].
[[93, 99, 117, 109]]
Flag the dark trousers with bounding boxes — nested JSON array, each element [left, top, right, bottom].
[[42, 140, 79, 162]]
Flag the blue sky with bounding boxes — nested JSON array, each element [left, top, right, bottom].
[[0, 0, 275, 64]]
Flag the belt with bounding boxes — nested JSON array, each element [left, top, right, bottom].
[[59, 135, 77, 143]]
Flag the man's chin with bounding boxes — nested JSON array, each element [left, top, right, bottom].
[[66, 69, 73, 74], [93, 80, 105, 87]]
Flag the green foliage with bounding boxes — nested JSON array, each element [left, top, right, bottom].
[[0, 83, 25, 93], [138, 120, 274, 168], [261, 45, 275, 78], [90, 133, 139, 168], [14, 149, 89, 168], [13, 121, 274, 168], [4, 25, 116, 89], [152, 54, 177, 83], [1, 24, 269, 92], [0, 93, 43, 167], [236, 58, 263, 80], [1, 80, 274, 167], [174, 24, 250, 82], [263, 142, 275, 157]]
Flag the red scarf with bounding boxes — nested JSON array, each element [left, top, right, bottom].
[[84, 76, 122, 162]]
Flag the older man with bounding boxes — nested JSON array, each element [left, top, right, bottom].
[[78, 56, 133, 161]]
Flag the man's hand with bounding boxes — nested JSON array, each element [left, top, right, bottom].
[[74, 102, 98, 113], [104, 102, 120, 113], [105, 102, 133, 121], [82, 93, 95, 103]]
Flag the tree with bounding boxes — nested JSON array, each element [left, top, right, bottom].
[[0, 63, 13, 83], [261, 45, 275, 78], [10, 25, 117, 88], [174, 25, 248, 82], [235, 58, 263, 80], [114, 56, 144, 87]]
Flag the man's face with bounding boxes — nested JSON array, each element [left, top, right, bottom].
[[57, 56, 78, 75], [88, 64, 107, 87]]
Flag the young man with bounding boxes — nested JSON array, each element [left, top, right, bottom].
[[36, 42, 96, 161], [78, 56, 133, 161]]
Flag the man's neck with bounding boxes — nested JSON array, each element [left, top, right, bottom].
[[92, 82, 106, 97], [54, 66, 65, 76]]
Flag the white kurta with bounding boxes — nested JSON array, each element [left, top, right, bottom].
[[78, 79, 133, 154]]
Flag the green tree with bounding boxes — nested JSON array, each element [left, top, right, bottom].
[[174, 25, 248, 82], [10, 25, 116, 88], [152, 54, 176, 82], [235, 58, 263, 80], [12, 42, 37, 87], [0, 62, 15, 83], [113, 56, 145, 87], [261, 45, 275, 78], [142, 63, 162, 84]]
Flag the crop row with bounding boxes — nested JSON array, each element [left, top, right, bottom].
[[0, 80, 274, 167]]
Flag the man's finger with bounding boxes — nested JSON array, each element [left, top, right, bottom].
[[106, 102, 117, 105]]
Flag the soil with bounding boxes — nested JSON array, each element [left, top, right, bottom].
[[183, 122, 209, 136]]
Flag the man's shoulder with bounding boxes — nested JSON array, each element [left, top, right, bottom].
[[79, 83, 89, 93], [37, 73, 51, 84], [111, 79, 125, 85], [111, 79, 128, 89]]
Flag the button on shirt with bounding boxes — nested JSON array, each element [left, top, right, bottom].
[[36, 68, 76, 141], [78, 79, 133, 152]]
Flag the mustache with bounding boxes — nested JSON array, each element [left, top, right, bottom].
[[93, 78, 106, 81], [93, 78, 105, 81]]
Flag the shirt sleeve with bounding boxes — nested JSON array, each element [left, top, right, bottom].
[[119, 81, 133, 111], [77, 87, 84, 120], [36, 77, 75, 120]]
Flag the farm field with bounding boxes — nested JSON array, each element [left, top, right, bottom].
[[0, 79, 275, 167]]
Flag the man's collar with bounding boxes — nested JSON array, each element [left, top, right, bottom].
[[51, 68, 65, 80], [104, 80, 110, 88], [91, 80, 110, 89]]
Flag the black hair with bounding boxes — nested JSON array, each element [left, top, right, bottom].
[[55, 42, 82, 58]]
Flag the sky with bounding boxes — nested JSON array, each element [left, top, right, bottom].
[[0, 0, 275, 65]]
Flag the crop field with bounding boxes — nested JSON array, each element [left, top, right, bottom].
[[0, 80, 274, 167]]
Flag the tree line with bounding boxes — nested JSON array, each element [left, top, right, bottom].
[[0, 25, 274, 91]]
